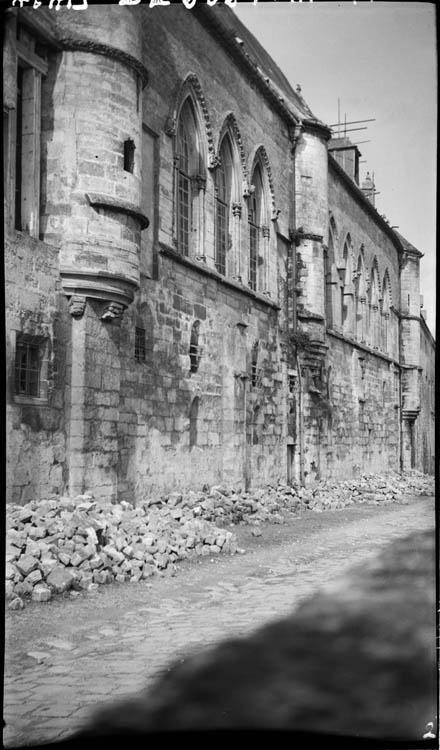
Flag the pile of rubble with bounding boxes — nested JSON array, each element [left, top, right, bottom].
[[5, 471, 434, 610]]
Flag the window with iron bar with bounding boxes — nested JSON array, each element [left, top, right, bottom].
[[134, 327, 146, 362], [15, 337, 41, 397]]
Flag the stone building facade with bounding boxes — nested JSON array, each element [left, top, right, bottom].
[[4, 3, 435, 506]]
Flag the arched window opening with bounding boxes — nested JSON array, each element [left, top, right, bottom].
[[215, 136, 233, 275], [189, 396, 199, 448], [189, 320, 201, 373], [248, 165, 264, 292], [175, 98, 201, 257]]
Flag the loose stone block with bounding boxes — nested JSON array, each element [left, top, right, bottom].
[[24, 569, 43, 587], [15, 554, 40, 577], [8, 597, 24, 611], [46, 565, 75, 593], [32, 585, 52, 602]]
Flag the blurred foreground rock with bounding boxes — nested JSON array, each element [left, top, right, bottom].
[[74, 529, 436, 742]]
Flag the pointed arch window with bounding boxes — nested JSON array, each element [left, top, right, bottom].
[[175, 98, 203, 257], [248, 165, 264, 292], [215, 136, 233, 275]]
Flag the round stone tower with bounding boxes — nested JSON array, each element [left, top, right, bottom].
[[39, 6, 149, 501], [42, 5, 149, 318]]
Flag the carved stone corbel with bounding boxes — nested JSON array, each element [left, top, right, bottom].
[[101, 301, 125, 322], [164, 115, 177, 137], [68, 295, 87, 319], [208, 154, 221, 171]]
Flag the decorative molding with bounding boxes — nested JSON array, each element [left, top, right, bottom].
[[60, 269, 138, 309], [253, 145, 279, 221], [290, 229, 324, 244], [86, 193, 149, 230], [158, 243, 281, 310], [58, 37, 149, 87], [217, 113, 248, 181], [164, 73, 217, 170], [68, 295, 86, 319]]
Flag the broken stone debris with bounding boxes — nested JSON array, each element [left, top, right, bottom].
[[5, 471, 434, 609]]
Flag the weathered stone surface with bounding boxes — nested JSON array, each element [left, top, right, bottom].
[[46, 566, 74, 593], [32, 585, 52, 602], [8, 597, 24, 611], [24, 569, 43, 587], [15, 555, 39, 577]]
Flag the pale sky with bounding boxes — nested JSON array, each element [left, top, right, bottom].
[[233, 1, 437, 336]]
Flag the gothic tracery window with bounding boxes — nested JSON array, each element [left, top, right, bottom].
[[175, 98, 203, 257], [248, 165, 264, 292], [215, 136, 233, 275]]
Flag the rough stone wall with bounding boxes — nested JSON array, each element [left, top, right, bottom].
[[415, 321, 435, 475], [312, 337, 400, 481], [5, 232, 68, 504], [328, 163, 400, 361], [117, 258, 286, 503], [300, 164, 405, 483], [4, 5, 435, 505], [111, 5, 293, 501]]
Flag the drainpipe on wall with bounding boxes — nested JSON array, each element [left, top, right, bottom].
[[398, 366, 403, 473], [289, 123, 304, 485]]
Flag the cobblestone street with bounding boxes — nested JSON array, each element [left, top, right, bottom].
[[4, 495, 435, 747]]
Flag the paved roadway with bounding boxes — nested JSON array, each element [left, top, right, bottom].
[[3, 495, 435, 747]]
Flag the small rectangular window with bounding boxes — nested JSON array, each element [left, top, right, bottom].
[[15, 337, 41, 397], [135, 327, 146, 362], [124, 139, 135, 173]]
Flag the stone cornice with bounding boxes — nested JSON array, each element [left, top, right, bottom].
[[159, 243, 281, 311], [86, 193, 149, 230], [326, 327, 400, 367], [60, 269, 139, 308], [301, 118, 332, 142], [58, 37, 149, 87]]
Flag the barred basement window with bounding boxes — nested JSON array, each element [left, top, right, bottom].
[[14, 334, 48, 398], [134, 327, 146, 362]]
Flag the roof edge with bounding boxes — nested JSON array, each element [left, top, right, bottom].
[[329, 155, 406, 255]]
